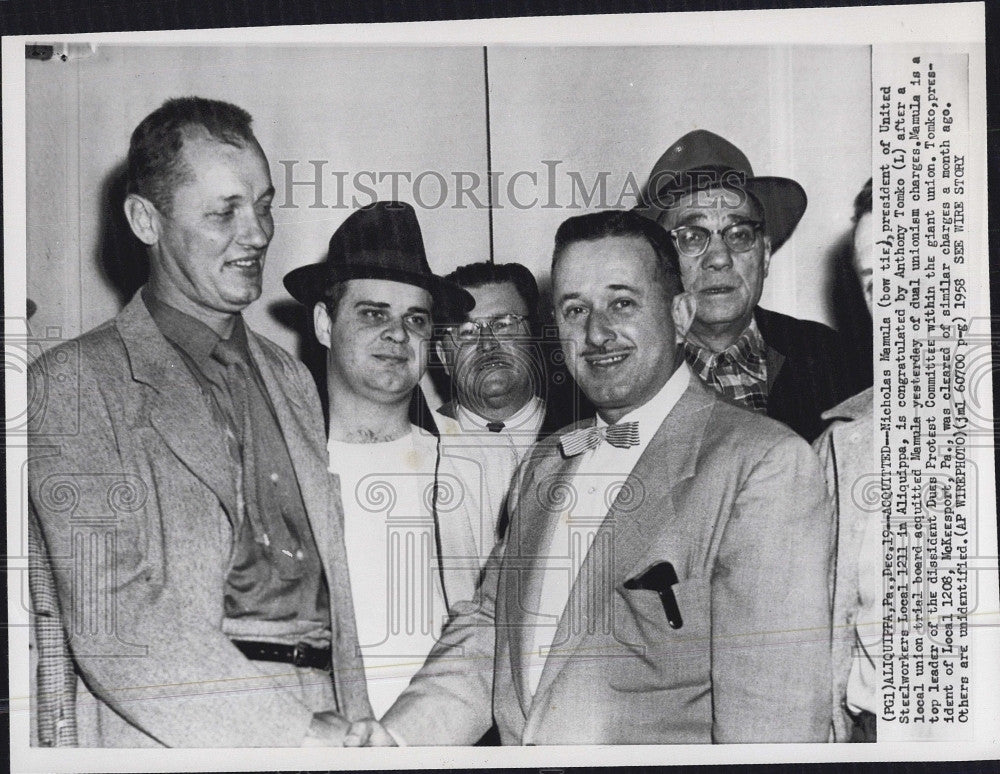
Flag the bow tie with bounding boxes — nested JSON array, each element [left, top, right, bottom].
[[559, 422, 640, 457]]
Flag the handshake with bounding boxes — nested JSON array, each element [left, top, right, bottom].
[[303, 711, 398, 746]]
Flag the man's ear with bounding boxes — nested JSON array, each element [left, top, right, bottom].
[[313, 302, 332, 348], [434, 340, 454, 377], [671, 291, 697, 342], [761, 235, 772, 278], [123, 194, 160, 246]]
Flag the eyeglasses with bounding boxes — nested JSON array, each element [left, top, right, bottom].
[[668, 221, 763, 258], [445, 314, 530, 345]]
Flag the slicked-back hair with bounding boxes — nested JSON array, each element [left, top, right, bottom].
[[126, 96, 257, 215], [852, 178, 873, 223], [442, 262, 540, 326], [552, 209, 683, 299]]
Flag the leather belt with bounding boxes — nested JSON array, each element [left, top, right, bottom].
[[231, 639, 332, 671]]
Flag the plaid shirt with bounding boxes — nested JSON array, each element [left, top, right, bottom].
[[684, 320, 769, 413]]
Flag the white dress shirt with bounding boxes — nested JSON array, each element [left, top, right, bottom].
[[454, 395, 546, 438], [437, 396, 546, 548], [524, 364, 691, 695]]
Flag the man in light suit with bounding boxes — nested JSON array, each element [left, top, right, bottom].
[[346, 209, 835, 745], [28, 97, 370, 746]]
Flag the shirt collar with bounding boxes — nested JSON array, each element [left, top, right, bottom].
[[821, 386, 874, 423], [456, 395, 545, 433], [142, 287, 248, 367], [595, 360, 691, 434], [685, 318, 767, 377]]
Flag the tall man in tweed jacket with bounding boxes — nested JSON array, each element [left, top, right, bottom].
[[28, 97, 370, 747]]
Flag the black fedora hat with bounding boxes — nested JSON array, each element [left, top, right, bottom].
[[283, 201, 475, 313], [635, 129, 807, 253]]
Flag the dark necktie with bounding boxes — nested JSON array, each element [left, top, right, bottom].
[[212, 338, 303, 580], [211, 338, 269, 547], [486, 421, 505, 433]]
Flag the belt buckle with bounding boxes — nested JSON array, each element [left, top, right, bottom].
[[292, 642, 308, 668]]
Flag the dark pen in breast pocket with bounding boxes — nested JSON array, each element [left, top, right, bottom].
[[623, 560, 683, 629]]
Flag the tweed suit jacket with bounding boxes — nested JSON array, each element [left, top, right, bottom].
[[812, 387, 875, 741], [27, 291, 372, 747], [383, 376, 835, 744]]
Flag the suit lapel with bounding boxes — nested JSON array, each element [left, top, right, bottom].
[[527, 378, 716, 712], [119, 295, 371, 717], [764, 344, 786, 392], [503, 440, 584, 717], [754, 307, 786, 391], [117, 294, 238, 518], [609, 379, 714, 582]]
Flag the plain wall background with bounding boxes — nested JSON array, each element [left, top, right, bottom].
[[488, 45, 871, 319], [25, 45, 491, 359], [25, 44, 870, 360]]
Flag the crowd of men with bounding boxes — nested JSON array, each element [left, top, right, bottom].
[[28, 97, 877, 747]]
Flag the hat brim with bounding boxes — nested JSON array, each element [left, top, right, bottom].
[[636, 175, 807, 254], [283, 262, 475, 314]]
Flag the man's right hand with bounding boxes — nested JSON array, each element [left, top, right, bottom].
[[302, 710, 351, 746], [343, 718, 398, 747]]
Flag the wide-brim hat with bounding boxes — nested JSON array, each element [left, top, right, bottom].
[[634, 129, 807, 253], [283, 200, 475, 313]]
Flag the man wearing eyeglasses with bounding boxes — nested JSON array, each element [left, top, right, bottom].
[[433, 264, 582, 535], [435, 262, 544, 438], [636, 130, 867, 442]]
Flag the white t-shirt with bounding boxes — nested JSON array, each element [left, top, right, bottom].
[[328, 426, 449, 717]]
